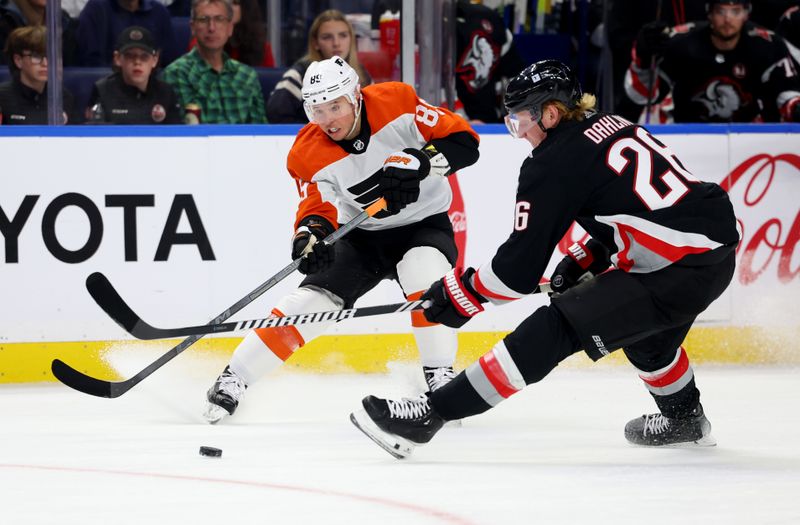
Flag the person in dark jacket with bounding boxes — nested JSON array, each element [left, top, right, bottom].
[[86, 25, 182, 124], [76, 0, 178, 67], [0, 25, 79, 124], [266, 9, 371, 123], [0, 0, 78, 65]]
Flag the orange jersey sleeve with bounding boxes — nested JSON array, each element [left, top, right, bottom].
[[287, 124, 342, 231], [363, 82, 479, 145]]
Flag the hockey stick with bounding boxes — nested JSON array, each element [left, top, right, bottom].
[[644, 0, 664, 124], [51, 198, 388, 398], [71, 280, 554, 341]]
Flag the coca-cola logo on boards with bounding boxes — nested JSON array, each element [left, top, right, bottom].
[[554, 153, 800, 286], [450, 211, 467, 233], [720, 153, 800, 285]]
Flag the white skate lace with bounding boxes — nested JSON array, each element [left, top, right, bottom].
[[426, 367, 456, 391], [387, 395, 430, 420], [216, 370, 246, 400], [643, 413, 671, 436]]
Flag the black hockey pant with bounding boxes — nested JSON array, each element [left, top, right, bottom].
[[432, 252, 736, 421]]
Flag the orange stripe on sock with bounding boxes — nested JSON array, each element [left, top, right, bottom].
[[254, 308, 305, 361], [407, 290, 438, 327]]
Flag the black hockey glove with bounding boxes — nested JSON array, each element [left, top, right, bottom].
[[635, 21, 670, 66], [379, 148, 432, 215], [548, 239, 611, 295], [291, 216, 336, 274], [422, 267, 487, 328]]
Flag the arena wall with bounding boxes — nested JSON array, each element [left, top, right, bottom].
[[1, 124, 798, 383]]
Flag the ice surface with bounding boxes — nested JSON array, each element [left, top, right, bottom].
[[1, 355, 798, 525]]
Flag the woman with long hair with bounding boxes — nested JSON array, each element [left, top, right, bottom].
[[266, 9, 372, 123]]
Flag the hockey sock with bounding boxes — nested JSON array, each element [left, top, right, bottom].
[[408, 291, 458, 368], [228, 286, 343, 386], [431, 339, 525, 421], [635, 347, 700, 418], [431, 306, 582, 421], [229, 326, 286, 386], [396, 246, 457, 368]]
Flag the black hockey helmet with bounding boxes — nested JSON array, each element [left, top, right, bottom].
[[503, 60, 582, 120], [705, 0, 751, 13]]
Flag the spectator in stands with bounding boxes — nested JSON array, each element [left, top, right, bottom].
[[266, 9, 371, 123], [76, 0, 178, 67], [0, 0, 78, 65], [163, 0, 266, 123], [187, 0, 274, 67], [86, 26, 182, 124], [0, 26, 80, 123], [454, 0, 525, 123], [625, 0, 800, 123]]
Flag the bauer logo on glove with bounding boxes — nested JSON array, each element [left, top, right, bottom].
[[379, 148, 431, 215]]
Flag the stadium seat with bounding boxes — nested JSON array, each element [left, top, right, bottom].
[[254, 66, 287, 105], [0, 67, 110, 117], [172, 17, 192, 53], [64, 68, 113, 114]]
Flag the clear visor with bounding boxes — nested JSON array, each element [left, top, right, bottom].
[[303, 96, 355, 124], [504, 109, 538, 138]]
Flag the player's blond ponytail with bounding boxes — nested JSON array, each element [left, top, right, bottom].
[[547, 93, 597, 121]]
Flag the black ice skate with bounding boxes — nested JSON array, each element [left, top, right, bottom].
[[423, 366, 456, 392], [624, 404, 716, 447], [350, 393, 445, 459], [203, 366, 247, 424]]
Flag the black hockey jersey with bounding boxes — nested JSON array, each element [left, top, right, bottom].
[[626, 22, 800, 122], [455, 0, 524, 123], [472, 112, 740, 302]]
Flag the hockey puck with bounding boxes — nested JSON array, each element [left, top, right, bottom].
[[199, 446, 222, 458]]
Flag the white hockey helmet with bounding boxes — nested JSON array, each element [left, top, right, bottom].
[[302, 56, 361, 122]]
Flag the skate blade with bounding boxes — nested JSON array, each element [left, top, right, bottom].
[[203, 403, 230, 425], [349, 410, 415, 460], [627, 433, 718, 448], [445, 419, 462, 428]]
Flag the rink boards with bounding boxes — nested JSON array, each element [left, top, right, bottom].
[[1, 124, 798, 382]]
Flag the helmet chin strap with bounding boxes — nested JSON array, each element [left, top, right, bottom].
[[344, 96, 363, 140], [537, 119, 548, 133]]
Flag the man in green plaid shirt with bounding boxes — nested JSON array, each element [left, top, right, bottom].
[[163, 0, 266, 124]]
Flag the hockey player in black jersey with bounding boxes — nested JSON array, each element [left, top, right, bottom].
[[625, 0, 800, 123], [350, 60, 741, 459]]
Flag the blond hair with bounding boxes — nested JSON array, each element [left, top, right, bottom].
[[547, 93, 597, 121], [306, 9, 370, 86]]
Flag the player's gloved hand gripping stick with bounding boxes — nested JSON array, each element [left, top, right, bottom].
[[51, 198, 389, 399]]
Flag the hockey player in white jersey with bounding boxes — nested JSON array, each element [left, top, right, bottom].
[[203, 56, 480, 423]]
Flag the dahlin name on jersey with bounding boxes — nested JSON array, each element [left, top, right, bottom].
[[583, 114, 634, 144]]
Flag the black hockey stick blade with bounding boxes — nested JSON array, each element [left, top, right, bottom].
[[85, 272, 147, 335], [51, 333, 202, 398], [51, 359, 115, 398]]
